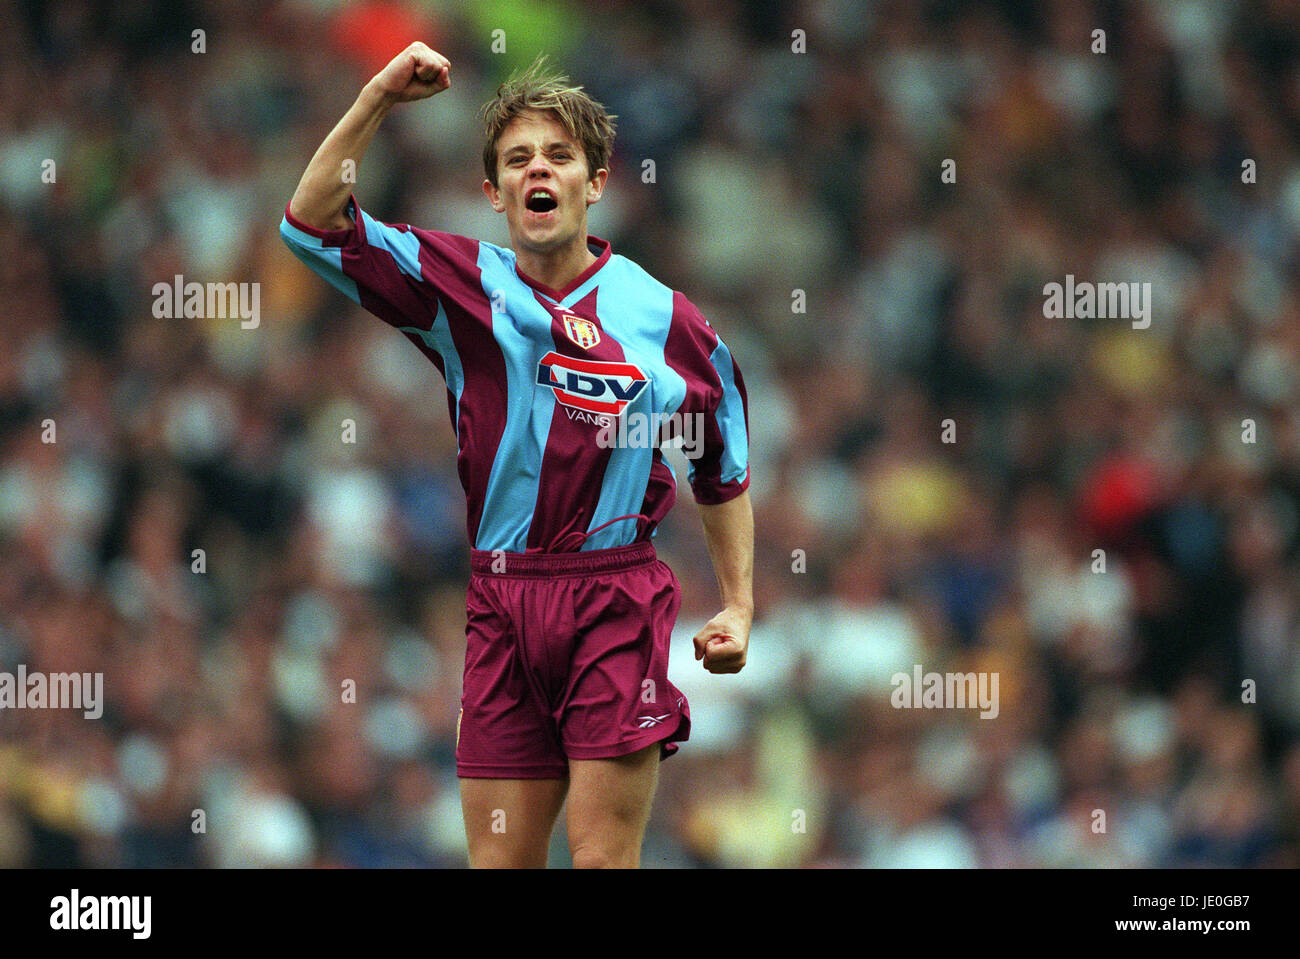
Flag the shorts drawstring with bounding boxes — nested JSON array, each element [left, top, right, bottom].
[[526, 513, 655, 554]]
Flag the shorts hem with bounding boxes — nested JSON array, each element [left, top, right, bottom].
[[456, 761, 569, 780], [563, 720, 689, 761]]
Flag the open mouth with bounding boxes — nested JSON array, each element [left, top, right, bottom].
[[525, 188, 558, 214]]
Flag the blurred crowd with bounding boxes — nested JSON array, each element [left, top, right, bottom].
[[2, 0, 1299, 868]]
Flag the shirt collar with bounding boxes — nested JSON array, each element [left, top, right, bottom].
[[514, 235, 612, 302]]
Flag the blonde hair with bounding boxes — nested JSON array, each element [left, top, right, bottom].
[[479, 54, 617, 189]]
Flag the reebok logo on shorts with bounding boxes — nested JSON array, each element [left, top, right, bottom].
[[637, 714, 671, 728]]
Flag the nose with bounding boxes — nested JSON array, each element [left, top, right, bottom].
[[525, 153, 553, 178]]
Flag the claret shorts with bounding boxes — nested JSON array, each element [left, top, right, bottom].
[[455, 542, 691, 779]]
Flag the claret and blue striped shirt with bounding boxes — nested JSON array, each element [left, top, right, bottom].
[[280, 197, 749, 554]]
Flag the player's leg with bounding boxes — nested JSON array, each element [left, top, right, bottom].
[[565, 744, 660, 868], [559, 549, 686, 868], [457, 565, 571, 868], [460, 777, 569, 868]]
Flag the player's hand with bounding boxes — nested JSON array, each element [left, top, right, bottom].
[[693, 605, 751, 674], [367, 42, 451, 104]]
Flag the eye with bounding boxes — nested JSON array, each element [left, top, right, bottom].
[[508, 156, 526, 166]]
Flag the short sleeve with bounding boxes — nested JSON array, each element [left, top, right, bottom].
[[664, 292, 750, 505], [279, 195, 480, 334]]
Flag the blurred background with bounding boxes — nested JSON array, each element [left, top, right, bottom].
[[2, 0, 1300, 868]]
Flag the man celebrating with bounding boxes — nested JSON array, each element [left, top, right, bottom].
[[281, 43, 752, 868]]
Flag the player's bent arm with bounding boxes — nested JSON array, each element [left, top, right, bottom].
[[287, 87, 395, 231], [288, 42, 451, 231], [693, 489, 754, 674]]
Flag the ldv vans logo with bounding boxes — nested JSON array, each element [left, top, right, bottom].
[[536, 352, 647, 415]]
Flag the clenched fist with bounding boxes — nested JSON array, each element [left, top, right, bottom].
[[693, 605, 751, 674], [367, 42, 451, 104]]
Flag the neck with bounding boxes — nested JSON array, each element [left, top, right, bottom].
[[515, 234, 597, 294]]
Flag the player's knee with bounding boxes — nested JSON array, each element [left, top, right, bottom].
[[568, 813, 646, 868], [470, 851, 540, 869], [468, 837, 548, 869], [465, 817, 550, 868], [570, 839, 640, 869]]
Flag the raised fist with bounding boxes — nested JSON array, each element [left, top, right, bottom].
[[369, 42, 451, 104]]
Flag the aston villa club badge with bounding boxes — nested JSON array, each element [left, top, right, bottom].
[[561, 313, 601, 349]]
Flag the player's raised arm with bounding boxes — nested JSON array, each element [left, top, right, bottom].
[[288, 42, 451, 231]]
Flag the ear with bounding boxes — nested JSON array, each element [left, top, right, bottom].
[[483, 178, 505, 213], [585, 168, 608, 206]]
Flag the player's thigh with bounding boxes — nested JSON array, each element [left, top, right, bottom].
[[460, 776, 569, 868], [565, 744, 660, 868]]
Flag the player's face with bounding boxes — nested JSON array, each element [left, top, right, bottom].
[[484, 110, 606, 254]]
